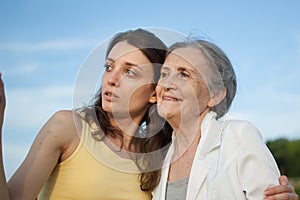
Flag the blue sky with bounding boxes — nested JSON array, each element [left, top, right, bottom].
[[1, 0, 299, 178]]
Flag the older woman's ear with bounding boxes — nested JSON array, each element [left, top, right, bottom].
[[208, 88, 226, 108]]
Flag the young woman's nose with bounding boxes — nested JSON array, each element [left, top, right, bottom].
[[107, 70, 121, 87]]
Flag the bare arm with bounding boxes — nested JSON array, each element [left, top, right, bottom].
[[0, 74, 79, 199], [8, 111, 76, 199]]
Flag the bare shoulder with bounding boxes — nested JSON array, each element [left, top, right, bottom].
[[50, 110, 76, 125], [38, 110, 83, 161], [49, 110, 81, 131], [5, 110, 83, 198], [38, 110, 82, 147]]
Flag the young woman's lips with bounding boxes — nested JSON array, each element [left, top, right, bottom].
[[103, 91, 119, 101]]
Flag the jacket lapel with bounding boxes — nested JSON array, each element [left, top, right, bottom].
[[152, 141, 174, 200], [187, 112, 224, 199]]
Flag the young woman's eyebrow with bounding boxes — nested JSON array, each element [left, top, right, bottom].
[[124, 62, 144, 72], [124, 61, 138, 67], [106, 58, 143, 71], [106, 58, 115, 64]]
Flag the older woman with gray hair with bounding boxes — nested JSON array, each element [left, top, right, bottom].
[[151, 39, 298, 200]]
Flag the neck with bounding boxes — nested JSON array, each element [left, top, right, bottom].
[[106, 114, 142, 152], [172, 119, 201, 158], [171, 108, 210, 157], [107, 134, 135, 152]]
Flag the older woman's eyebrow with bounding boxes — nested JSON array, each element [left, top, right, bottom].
[[161, 66, 171, 71], [177, 66, 197, 74]]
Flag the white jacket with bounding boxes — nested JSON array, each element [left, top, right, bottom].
[[152, 112, 280, 200]]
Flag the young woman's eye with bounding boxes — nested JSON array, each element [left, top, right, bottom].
[[125, 69, 137, 76], [104, 64, 113, 72]]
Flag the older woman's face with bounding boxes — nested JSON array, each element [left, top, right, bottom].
[[156, 47, 212, 122]]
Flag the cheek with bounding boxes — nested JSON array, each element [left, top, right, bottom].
[[101, 72, 109, 83], [155, 85, 163, 101], [194, 88, 211, 108], [130, 84, 154, 103], [101, 76, 110, 92]]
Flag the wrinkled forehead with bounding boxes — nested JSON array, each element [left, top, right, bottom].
[[167, 47, 211, 74], [167, 46, 224, 91]]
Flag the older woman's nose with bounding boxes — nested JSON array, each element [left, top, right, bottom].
[[159, 75, 177, 90]]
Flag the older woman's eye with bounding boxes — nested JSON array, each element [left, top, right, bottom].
[[160, 71, 168, 78], [178, 71, 190, 79]]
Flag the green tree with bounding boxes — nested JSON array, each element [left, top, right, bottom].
[[266, 138, 300, 177]]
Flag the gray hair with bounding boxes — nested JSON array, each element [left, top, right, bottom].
[[168, 39, 237, 118]]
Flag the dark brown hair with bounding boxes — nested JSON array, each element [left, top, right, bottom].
[[81, 28, 172, 191]]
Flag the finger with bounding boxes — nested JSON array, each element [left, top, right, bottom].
[[0, 72, 4, 91], [0, 72, 5, 93], [287, 193, 299, 200], [264, 193, 298, 200], [0, 72, 6, 111], [279, 175, 289, 186], [265, 185, 295, 196]]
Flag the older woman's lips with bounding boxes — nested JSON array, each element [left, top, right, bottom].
[[162, 95, 181, 101]]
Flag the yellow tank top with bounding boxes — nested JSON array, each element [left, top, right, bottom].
[[38, 112, 151, 200]]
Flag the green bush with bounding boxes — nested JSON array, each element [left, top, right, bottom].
[[290, 177, 300, 196], [266, 138, 300, 177]]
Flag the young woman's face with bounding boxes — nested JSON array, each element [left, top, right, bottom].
[[101, 41, 156, 124], [156, 47, 212, 123]]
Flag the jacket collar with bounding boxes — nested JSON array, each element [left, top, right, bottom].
[[152, 111, 225, 200], [187, 111, 224, 199], [197, 111, 224, 157]]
